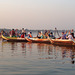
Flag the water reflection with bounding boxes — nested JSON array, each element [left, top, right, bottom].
[[1, 41, 75, 64], [36, 43, 75, 64]]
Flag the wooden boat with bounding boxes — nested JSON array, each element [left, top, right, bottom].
[[26, 38, 51, 44], [50, 38, 75, 46], [2, 35, 28, 42]]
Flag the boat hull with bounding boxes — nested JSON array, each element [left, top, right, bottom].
[[2, 35, 28, 42], [51, 39, 75, 46], [26, 38, 51, 44]]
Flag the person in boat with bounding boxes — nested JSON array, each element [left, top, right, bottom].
[[21, 33, 24, 38], [22, 28, 25, 34], [48, 30, 51, 37], [10, 29, 16, 37], [28, 32, 33, 38], [50, 32, 55, 39], [44, 32, 48, 39], [71, 29, 74, 38], [67, 31, 73, 40], [37, 31, 41, 39], [61, 32, 66, 39]]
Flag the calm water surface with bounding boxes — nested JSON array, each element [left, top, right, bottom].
[[0, 38, 75, 75]]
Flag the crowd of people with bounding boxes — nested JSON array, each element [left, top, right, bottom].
[[61, 29, 74, 40], [0, 28, 75, 40], [1, 28, 33, 38]]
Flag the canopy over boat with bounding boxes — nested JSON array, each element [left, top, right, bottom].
[[2, 35, 28, 42]]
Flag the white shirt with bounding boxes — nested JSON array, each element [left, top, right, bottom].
[[68, 35, 73, 40]]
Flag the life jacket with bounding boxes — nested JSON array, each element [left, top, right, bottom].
[[29, 34, 32, 38]]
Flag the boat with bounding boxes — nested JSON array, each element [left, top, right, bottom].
[[26, 37, 51, 44], [2, 35, 28, 42], [50, 38, 75, 46]]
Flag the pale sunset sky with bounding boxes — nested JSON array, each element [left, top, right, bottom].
[[0, 0, 75, 30]]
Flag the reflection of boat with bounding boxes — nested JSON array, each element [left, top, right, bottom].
[[2, 35, 28, 42], [26, 38, 51, 44], [50, 39, 75, 46]]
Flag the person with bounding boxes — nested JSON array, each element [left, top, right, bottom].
[[61, 32, 66, 39], [71, 29, 74, 38], [54, 27, 60, 37], [48, 30, 50, 37], [10, 29, 16, 37], [21, 33, 24, 38], [28, 32, 33, 38], [50, 32, 55, 39], [68, 31, 73, 40], [37, 31, 41, 39], [22, 28, 25, 34]]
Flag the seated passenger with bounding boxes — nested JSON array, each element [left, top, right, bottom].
[[68, 31, 73, 40], [61, 32, 66, 39], [21, 33, 24, 38], [28, 32, 33, 38], [50, 32, 55, 39]]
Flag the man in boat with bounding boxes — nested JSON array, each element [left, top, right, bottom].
[[10, 29, 16, 37]]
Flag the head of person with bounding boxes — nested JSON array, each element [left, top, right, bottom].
[[30, 32, 32, 34], [12, 29, 14, 31], [22, 28, 24, 30], [50, 32, 53, 35], [68, 31, 71, 35], [62, 32, 64, 35]]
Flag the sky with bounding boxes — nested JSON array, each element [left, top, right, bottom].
[[0, 0, 75, 30]]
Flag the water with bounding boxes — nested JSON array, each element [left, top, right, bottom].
[[0, 37, 75, 75]]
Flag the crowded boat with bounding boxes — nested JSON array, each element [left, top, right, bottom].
[[1, 28, 75, 46]]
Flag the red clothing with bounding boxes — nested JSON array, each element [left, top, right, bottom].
[[21, 34, 24, 38]]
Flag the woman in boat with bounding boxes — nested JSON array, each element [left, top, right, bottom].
[[37, 31, 41, 39], [67, 31, 73, 40], [37, 31, 44, 39]]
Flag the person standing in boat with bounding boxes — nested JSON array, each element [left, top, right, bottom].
[[22, 28, 25, 34], [10, 29, 16, 37]]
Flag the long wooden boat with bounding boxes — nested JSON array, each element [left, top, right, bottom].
[[2, 35, 28, 42], [50, 39, 75, 46], [26, 38, 51, 44]]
